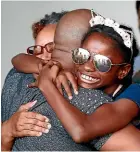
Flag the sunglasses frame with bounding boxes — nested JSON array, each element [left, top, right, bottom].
[[72, 48, 127, 73]]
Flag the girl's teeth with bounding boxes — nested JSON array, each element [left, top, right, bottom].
[[83, 75, 86, 79], [86, 76, 89, 79], [81, 74, 99, 82]]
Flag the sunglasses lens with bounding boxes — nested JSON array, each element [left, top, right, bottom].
[[72, 48, 90, 64], [94, 55, 111, 72]]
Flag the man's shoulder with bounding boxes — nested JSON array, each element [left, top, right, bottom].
[[5, 68, 32, 80], [76, 87, 112, 100], [3, 68, 34, 88], [64, 87, 113, 114], [1, 68, 38, 122]]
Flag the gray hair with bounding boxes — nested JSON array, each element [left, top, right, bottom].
[[32, 11, 68, 39]]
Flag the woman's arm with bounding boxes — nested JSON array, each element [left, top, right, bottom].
[[12, 53, 45, 74], [1, 121, 15, 151], [38, 63, 140, 143]]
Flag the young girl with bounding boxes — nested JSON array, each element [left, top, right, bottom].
[[12, 13, 140, 150]]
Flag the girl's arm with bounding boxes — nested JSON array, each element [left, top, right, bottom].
[[40, 81, 139, 143], [38, 63, 140, 143], [12, 53, 45, 74]]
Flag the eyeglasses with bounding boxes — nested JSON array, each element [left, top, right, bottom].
[[27, 42, 55, 55], [72, 48, 127, 73]]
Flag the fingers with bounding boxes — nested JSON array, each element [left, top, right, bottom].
[[46, 60, 55, 68], [42, 59, 49, 65], [18, 100, 37, 111], [61, 78, 73, 100], [56, 74, 72, 99], [15, 111, 51, 137], [24, 118, 51, 129], [17, 122, 51, 133], [56, 79, 63, 95], [56, 71, 78, 99], [38, 62, 43, 72], [33, 73, 39, 80], [27, 81, 38, 88], [16, 130, 43, 137], [65, 72, 78, 95], [51, 65, 61, 80], [41, 60, 62, 83], [10, 103, 52, 138], [39, 59, 49, 71], [45, 60, 62, 69], [25, 112, 49, 122], [52, 61, 62, 69]]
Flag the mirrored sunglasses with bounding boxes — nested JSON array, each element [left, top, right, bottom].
[[27, 42, 54, 55], [72, 48, 127, 73]]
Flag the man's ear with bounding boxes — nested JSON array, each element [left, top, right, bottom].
[[118, 64, 131, 80]]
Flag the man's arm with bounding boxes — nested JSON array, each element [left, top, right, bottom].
[[12, 53, 45, 74], [39, 80, 139, 143]]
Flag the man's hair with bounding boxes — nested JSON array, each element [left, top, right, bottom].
[[32, 11, 68, 39], [136, 0, 140, 13]]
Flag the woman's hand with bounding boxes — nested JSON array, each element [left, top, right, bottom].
[[55, 71, 78, 100], [1, 100, 51, 151], [2, 100, 51, 138]]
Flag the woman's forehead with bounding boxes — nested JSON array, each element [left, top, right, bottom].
[[35, 24, 56, 45]]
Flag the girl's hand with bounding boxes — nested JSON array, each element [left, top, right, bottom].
[[28, 61, 78, 99], [30, 59, 49, 86], [3, 101, 51, 138], [28, 60, 62, 88], [38, 59, 49, 73], [56, 71, 78, 100]]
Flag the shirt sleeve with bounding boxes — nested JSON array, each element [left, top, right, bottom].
[[115, 84, 140, 108]]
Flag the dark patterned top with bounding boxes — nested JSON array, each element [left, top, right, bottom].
[[1, 68, 113, 151]]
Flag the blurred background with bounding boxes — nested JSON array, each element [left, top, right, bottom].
[[1, 1, 140, 87]]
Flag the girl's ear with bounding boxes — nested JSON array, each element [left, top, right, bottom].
[[118, 64, 131, 80]]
